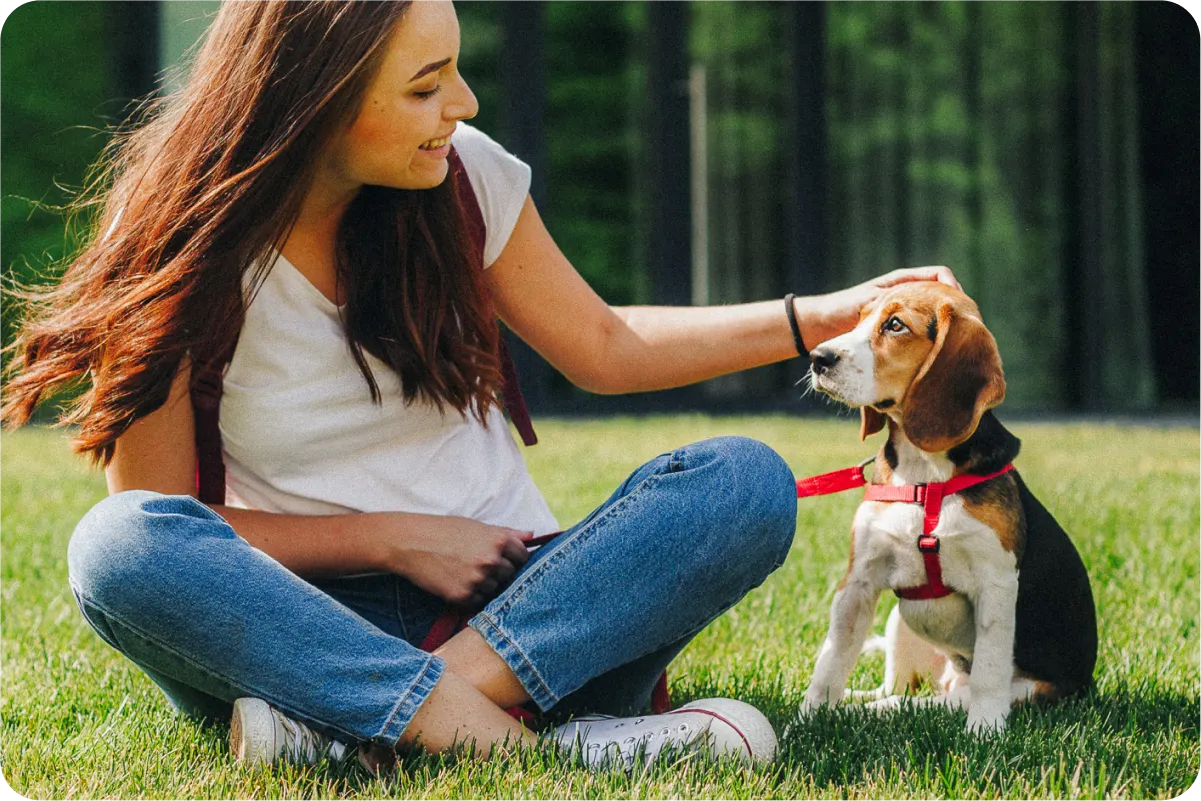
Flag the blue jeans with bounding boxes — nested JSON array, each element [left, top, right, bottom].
[[67, 436, 797, 747]]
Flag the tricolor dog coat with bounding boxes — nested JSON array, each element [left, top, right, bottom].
[[797, 283, 1096, 734]]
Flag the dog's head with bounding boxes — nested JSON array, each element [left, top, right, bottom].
[[808, 283, 1005, 452]]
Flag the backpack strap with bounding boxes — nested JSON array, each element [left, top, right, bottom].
[[448, 149, 538, 446], [192, 343, 234, 506], [191, 147, 537, 502]]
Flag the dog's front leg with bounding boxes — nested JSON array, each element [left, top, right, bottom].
[[964, 571, 1019, 734], [802, 579, 881, 713]]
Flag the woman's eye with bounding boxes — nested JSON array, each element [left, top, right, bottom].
[[883, 317, 908, 334], [414, 85, 442, 100]]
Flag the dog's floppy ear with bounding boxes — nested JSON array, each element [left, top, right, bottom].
[[902, 302, 1005, 452], [860, 407, 886, 441]]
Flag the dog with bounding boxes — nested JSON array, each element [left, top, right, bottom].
[[797, 282, 1096, 734]]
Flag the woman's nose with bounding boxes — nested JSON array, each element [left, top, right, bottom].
[[447, 75, 479, 122]]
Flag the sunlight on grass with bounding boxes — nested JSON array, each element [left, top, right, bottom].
[[2, 417, 1197, 798]]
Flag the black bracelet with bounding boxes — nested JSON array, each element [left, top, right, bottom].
[[784, 293, 808, 359]]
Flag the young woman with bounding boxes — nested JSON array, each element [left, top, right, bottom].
[[2, 0, 958, 771]]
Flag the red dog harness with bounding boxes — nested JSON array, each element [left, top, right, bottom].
[[795, 461, 1016, 600]]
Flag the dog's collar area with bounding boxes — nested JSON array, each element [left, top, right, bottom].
[[795, 462, 1016, 600]]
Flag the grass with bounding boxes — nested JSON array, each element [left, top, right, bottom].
[[2, 415, 1198, 799]]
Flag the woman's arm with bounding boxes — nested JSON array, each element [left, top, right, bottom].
[[105, 357, 528, 602], [487, 195, 959, 394], [210, 505, 529, 606]]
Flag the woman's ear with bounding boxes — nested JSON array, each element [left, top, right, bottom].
[[860, 407, 886, 441], [901, 302, 1005, 452]]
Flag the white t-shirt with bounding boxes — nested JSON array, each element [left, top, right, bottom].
[[217, 123, 560, 535]]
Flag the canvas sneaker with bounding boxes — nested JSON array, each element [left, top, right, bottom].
[[229, 697, 350, 767], [552, 698, 778, 770]]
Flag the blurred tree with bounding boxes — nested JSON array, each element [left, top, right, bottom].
[[4, 1, 1186, 415], [1, 2, 113, 354], [543, 2, 643, 308], [824, 2, 1153, 410]]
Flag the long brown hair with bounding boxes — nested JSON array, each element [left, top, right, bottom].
[[1, 1, 503, 468]]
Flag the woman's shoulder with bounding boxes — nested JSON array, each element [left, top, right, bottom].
[[452, 123, 529, 187], [451, 123, 531, 267]]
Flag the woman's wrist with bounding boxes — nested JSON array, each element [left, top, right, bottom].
[[366, 511, 419, 576], [789, 293, 829, 354]]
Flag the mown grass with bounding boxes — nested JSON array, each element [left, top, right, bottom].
[[2, 416, 1198, 799]]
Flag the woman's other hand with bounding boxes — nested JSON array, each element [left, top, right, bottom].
[[795, 266, 961, 349], [377, 513, 532, 608]]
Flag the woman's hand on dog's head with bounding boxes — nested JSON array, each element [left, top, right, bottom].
[[793, 265, 962, 350]]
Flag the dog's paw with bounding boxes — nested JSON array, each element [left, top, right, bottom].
[[864, 694, 905, 714], [844, 685, 887, 703], [800, 686, 841, 716], [965, 704, 1008, 735]]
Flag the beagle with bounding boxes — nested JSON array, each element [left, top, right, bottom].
[[797, 282, 1096, 734]]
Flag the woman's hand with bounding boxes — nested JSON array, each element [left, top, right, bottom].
[[376, 513, 532, 608], [794, 266, 961, 349]]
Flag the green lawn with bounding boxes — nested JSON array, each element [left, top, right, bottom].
[[2, 417, 1198, 799]]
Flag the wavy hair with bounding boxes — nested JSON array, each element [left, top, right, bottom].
[[1, 0, 504, 468]]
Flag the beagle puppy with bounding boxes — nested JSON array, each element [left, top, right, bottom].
[[798, 282, 1096, 734]]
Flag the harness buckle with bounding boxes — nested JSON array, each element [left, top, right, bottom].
[[910, 483, 928, 504], [917, 534, 940, 553]]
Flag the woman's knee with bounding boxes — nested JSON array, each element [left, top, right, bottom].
[[683, 436, 798, 568], [68, 490, 230, 608], [704, 435, 796, 523]]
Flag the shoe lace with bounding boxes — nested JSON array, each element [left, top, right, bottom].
[[583, 718, 700, 768], [274, 709, 331, 761]]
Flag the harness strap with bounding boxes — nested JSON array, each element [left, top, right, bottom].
[[797, 461, 1016, 600]]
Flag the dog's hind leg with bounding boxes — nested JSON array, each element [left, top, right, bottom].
[[847, 605, 947, 703], [865, 682, 972, 714], [887, 606, 948, 694]]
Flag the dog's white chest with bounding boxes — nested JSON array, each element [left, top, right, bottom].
[[854, 496, 1009, 660], [900, 595, 976, 658]]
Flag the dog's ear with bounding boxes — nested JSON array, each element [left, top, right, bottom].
[[860, 407, 886, 441], [901, 302, 1005, 452]]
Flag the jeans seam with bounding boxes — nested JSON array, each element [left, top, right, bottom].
[[488, 473, 664, 617], [72, 585, 421, 745], [70, 581, 123, 651], [374, 653, 442, 742], [470, 611, 557, 708], [608, 567, 771, 680]]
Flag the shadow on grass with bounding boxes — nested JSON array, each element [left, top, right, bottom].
[[180, 678, 1196, 798], [678, 676, 1200, 797]]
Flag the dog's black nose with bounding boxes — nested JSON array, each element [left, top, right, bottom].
[[810, 348, 840, 375]]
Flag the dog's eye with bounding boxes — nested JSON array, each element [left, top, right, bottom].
[[882, 316, 908, 334]]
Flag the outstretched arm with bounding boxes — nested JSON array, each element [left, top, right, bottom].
[[487, 195, 959, 395]]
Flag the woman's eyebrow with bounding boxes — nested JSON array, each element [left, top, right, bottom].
[[409, 58, 451, 82]]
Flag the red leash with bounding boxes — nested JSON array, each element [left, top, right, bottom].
[[795, 460, 1016, 599]]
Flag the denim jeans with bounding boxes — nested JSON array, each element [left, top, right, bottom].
[[67, 436, 797, 747]]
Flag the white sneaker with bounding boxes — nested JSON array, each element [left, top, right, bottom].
[[552, 698, 778, 770], [230, 697, 350, 767]]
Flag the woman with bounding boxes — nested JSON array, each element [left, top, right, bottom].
[[2, 0, 958, 771]]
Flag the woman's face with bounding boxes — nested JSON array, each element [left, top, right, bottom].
[[333, 0, 479, 191]]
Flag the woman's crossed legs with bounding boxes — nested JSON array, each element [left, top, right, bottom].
[[67, 436, 797, 757]]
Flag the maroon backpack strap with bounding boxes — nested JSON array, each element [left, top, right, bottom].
[[191, 340, 236, 505], [192, 153, 537, 502], [449, 148, 538, 447]]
